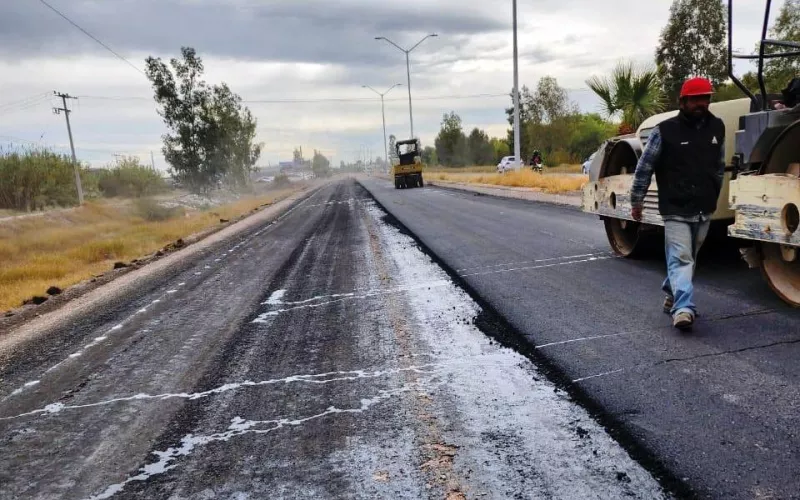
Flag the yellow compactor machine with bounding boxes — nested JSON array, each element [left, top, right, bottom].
[[392, 139, 424, 189]]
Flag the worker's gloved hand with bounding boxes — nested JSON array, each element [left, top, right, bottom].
[[631, 204, 643, 221]]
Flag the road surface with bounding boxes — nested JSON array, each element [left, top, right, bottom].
[[359, 177, 800, 500], [0, 180, 666, 499]]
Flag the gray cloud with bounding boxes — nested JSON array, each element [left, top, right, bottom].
[[0, 0, 507, 68]]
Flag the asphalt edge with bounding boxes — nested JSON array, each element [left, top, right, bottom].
[[357, 178, 694, 500], [0, 181, 330, 349]]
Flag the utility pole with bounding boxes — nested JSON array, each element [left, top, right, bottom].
[[512, 0, 522, 170], [150, 151, 156, 171], [375, 34, 438, 139], [53, 91, 83, 204]]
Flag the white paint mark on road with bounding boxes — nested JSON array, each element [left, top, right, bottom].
[[252, 280, 450, 321], [264, 289, 286, 305], [459, 255, 614, 277], [572, 368, 626, 383], [8, 380, 40, 397], [85, 383, 422, 500], [167, 290, 178, 294], [68, 352, 82, 359], [0, 362, 456, 421], [455, 252, 610, 273], [536, 329, 652, 349]]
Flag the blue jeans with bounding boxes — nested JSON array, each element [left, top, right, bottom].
[[661, 218, 710, 318]]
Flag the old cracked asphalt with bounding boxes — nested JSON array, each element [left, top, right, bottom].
[[0, 179, 667, 500], [359, 176, 800, 500]]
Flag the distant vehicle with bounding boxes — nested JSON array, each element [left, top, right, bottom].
[[581, 152, 597, 174], [392, 139, 424, 189], [530, 152, 543, 173], [497, 156, 518, 173]]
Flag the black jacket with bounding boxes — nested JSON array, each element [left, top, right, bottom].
[[654, 112, 725, 217]]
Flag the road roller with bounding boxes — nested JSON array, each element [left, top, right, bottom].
[[581, 0, 800, 306]]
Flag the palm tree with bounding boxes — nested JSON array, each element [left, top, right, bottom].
[[586, 60, 666, 131]]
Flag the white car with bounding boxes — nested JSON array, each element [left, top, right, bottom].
[[496, 156, 518, 173]]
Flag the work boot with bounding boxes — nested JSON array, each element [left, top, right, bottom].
[[673, 312, 694, 330], [663, 295, 674, 314]]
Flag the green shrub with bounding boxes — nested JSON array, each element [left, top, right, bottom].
[[0, 147, 82, 211], [272, 173, 290, 188], [97, 157, 168, 198]]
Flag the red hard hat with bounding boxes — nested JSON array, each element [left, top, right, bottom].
[[680, 77, 714, 98]]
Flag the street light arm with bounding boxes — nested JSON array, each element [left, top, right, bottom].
[[384, 83, 403, 95], [375, 36, 407, 53], [362, 85, 381, 96], [408, 34, 437, 52]]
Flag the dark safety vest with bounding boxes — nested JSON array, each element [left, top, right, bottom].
[[654, 112, 725, 217]]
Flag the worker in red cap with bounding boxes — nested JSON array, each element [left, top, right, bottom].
[[629, 77, 725, 330]]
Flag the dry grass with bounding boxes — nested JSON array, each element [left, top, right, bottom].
[[430, 170, 588, 194], [0, 188, 298, 312], [425, 165, 496, 174], [426, 163, 582, 174], [545, 163, 583, 174]]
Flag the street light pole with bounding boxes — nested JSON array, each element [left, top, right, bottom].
[[375, 34, 438, 139], [512, 0, 521, 170], [363, 83, 403, 168]]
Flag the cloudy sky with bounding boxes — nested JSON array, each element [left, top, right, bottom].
[[0, 0, 782, 169]]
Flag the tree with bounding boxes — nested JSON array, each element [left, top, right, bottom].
[[312, 150, 331, 178], [505, 85, 534, 158], [506, 77, 576, 161], [466, 128, 494, 165], [765, 0, 800, 90], [210, 83, 261, 190], [490, 138, 510, 163], [434, 112, 468, 167], [421, 146, 438, 166], [531, 76, 575, 123], [388, 135, 399, 165], [568, 114, 618, 160], [144, 46, 261, 193], [655, 0, 728, 106], [586, 60, 666, 130]]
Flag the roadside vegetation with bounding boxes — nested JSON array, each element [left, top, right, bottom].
[[0, 148, 84, 212], [0, 186, 301, 312]]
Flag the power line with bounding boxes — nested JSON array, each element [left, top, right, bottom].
[[0, 97, 52, 116], [74, 92, 513, 104], [38, 0, 146, 78], [74, 88, 592, 104], [0, 92, 50, 110]]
